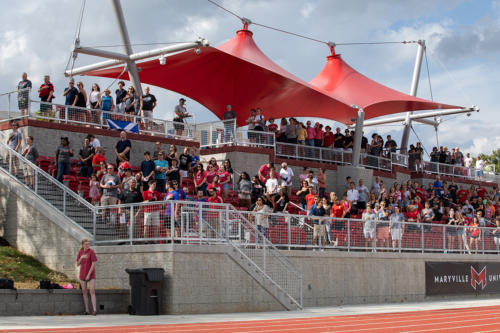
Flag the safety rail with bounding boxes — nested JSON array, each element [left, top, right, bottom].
[[0, 141, 97, 236], [276, 142, 352, 165], [28, 100, 196, 141], [0, 88, 31, 119], [198, 119, 237, 148], [391, 152, 409, 167]]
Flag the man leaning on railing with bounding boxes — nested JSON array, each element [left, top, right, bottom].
[[17, 72, 32, 116], [223, 104, 236, 144]]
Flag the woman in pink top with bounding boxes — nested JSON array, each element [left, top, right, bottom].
[[314, 123, 324, 147], [306, 122, 316, 146], [217, 165, 231, 198], [76, 239, 98, 315]]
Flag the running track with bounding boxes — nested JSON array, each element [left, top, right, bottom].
[[4, 305, 500, 333]]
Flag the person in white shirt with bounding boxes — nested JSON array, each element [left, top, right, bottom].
[[356, 179, 369, 210], [475, 156, 485, 180], [279, 162, 294, 196], [346, 182, 359, 211], [464, 153, 473, 177], [265, 170, 278, 203], [88, 134, 101, 149]]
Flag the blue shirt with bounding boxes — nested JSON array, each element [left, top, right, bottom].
[[101, 95, 112, 111], [65, 87, 78, 105], [154, 159, 169, 180]]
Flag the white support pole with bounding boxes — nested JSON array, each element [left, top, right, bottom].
[[351, 107, 364, 167], [400, 40, 425, 153], [351, 106, 478, 128], [65, 41, 204, 77], [111, 0, 143, 96]]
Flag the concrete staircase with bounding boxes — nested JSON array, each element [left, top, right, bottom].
[[0, 145, 115, 241], [197, 214, 302, 311]]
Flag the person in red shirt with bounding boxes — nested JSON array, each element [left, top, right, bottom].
[[267, 118, 278, 134], [193, 164, 208, 195], [207, 175, 223, 196], [76, 239, 98, 315], [322, 126, 334, 148], [314, 123, 323, 147], [38, 75, 54, 116], [477, 187, 487, 198], [217, 165, 231, 198], [330, 198, 346, 246], [207, 188, 224, 235], [258, 162, 277, 184], [457, 185, 469, 204], [305, 187, 316, 212], [142, 180, 163, 240], [92, 147, 107, 170]]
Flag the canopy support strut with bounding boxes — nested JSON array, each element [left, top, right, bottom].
[[351, 106, 364, 168], [400, 40, 425, 153]]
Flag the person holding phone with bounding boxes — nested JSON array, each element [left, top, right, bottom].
[[76, 239, 98, 315]]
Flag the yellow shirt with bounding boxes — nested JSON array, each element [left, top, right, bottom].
[[297, 127, 307, 141]]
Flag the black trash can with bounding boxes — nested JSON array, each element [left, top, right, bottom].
[[125, 268, 165, 315]]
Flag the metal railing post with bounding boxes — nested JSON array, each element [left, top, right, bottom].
[[170, 201, 175, 242], [100, 110, 104, 127], [28, 90, 32, 116], [288, 215, 291, 250], [347, 219, 351, 252], [92, 208, 97, 241], [8, 152, 12, 173], [443, 225, 446, 252], [129, 206, 134, 245], [199, 204, 203, 244], [374, 221, 377, 251], [8, 93, 11, 118], [263, 240, 266, 274], [64, 106, 68, 123], [34, 168, 38, 193], [421, 223, 424, 253], [482, 228, 485, 254], [225, 206, 230, 241], [63, 191, 67, 214]]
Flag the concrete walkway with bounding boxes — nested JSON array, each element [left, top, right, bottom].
[[1, 298, 500, 330]]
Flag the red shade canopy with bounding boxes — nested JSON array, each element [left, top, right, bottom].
[[86, 28, 460, 125], [309, 50, 460, 118]]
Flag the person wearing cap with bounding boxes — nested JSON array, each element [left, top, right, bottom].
[[173, 98, 189, 136], [223, 104, 236, 144], [139, 86, 157, 131]]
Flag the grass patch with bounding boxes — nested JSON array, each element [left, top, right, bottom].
[[0, 246, 79, 289]]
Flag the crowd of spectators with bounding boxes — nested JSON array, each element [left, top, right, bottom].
[[4, 114, 500, 251], [18, 72, 492, 181], [236, 160, 500, 252], [17, 73, 193, 133]]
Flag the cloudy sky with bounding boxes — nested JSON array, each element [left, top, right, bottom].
[[1, 0, 499, 157]]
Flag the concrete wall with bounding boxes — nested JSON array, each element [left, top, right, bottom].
[[1, 122, 197, 167], [0, 289, 129, 316], [93, 244, 500, 314], [95, 245, 282, 314], [0, 171, 90, 279]]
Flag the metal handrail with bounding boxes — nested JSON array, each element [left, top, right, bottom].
[[0, 141, 96, 210]]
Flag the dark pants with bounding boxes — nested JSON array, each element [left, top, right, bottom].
[[156, 179, 166, 193], [57, 161, 70, 182], [80, 165, 93, 177]]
